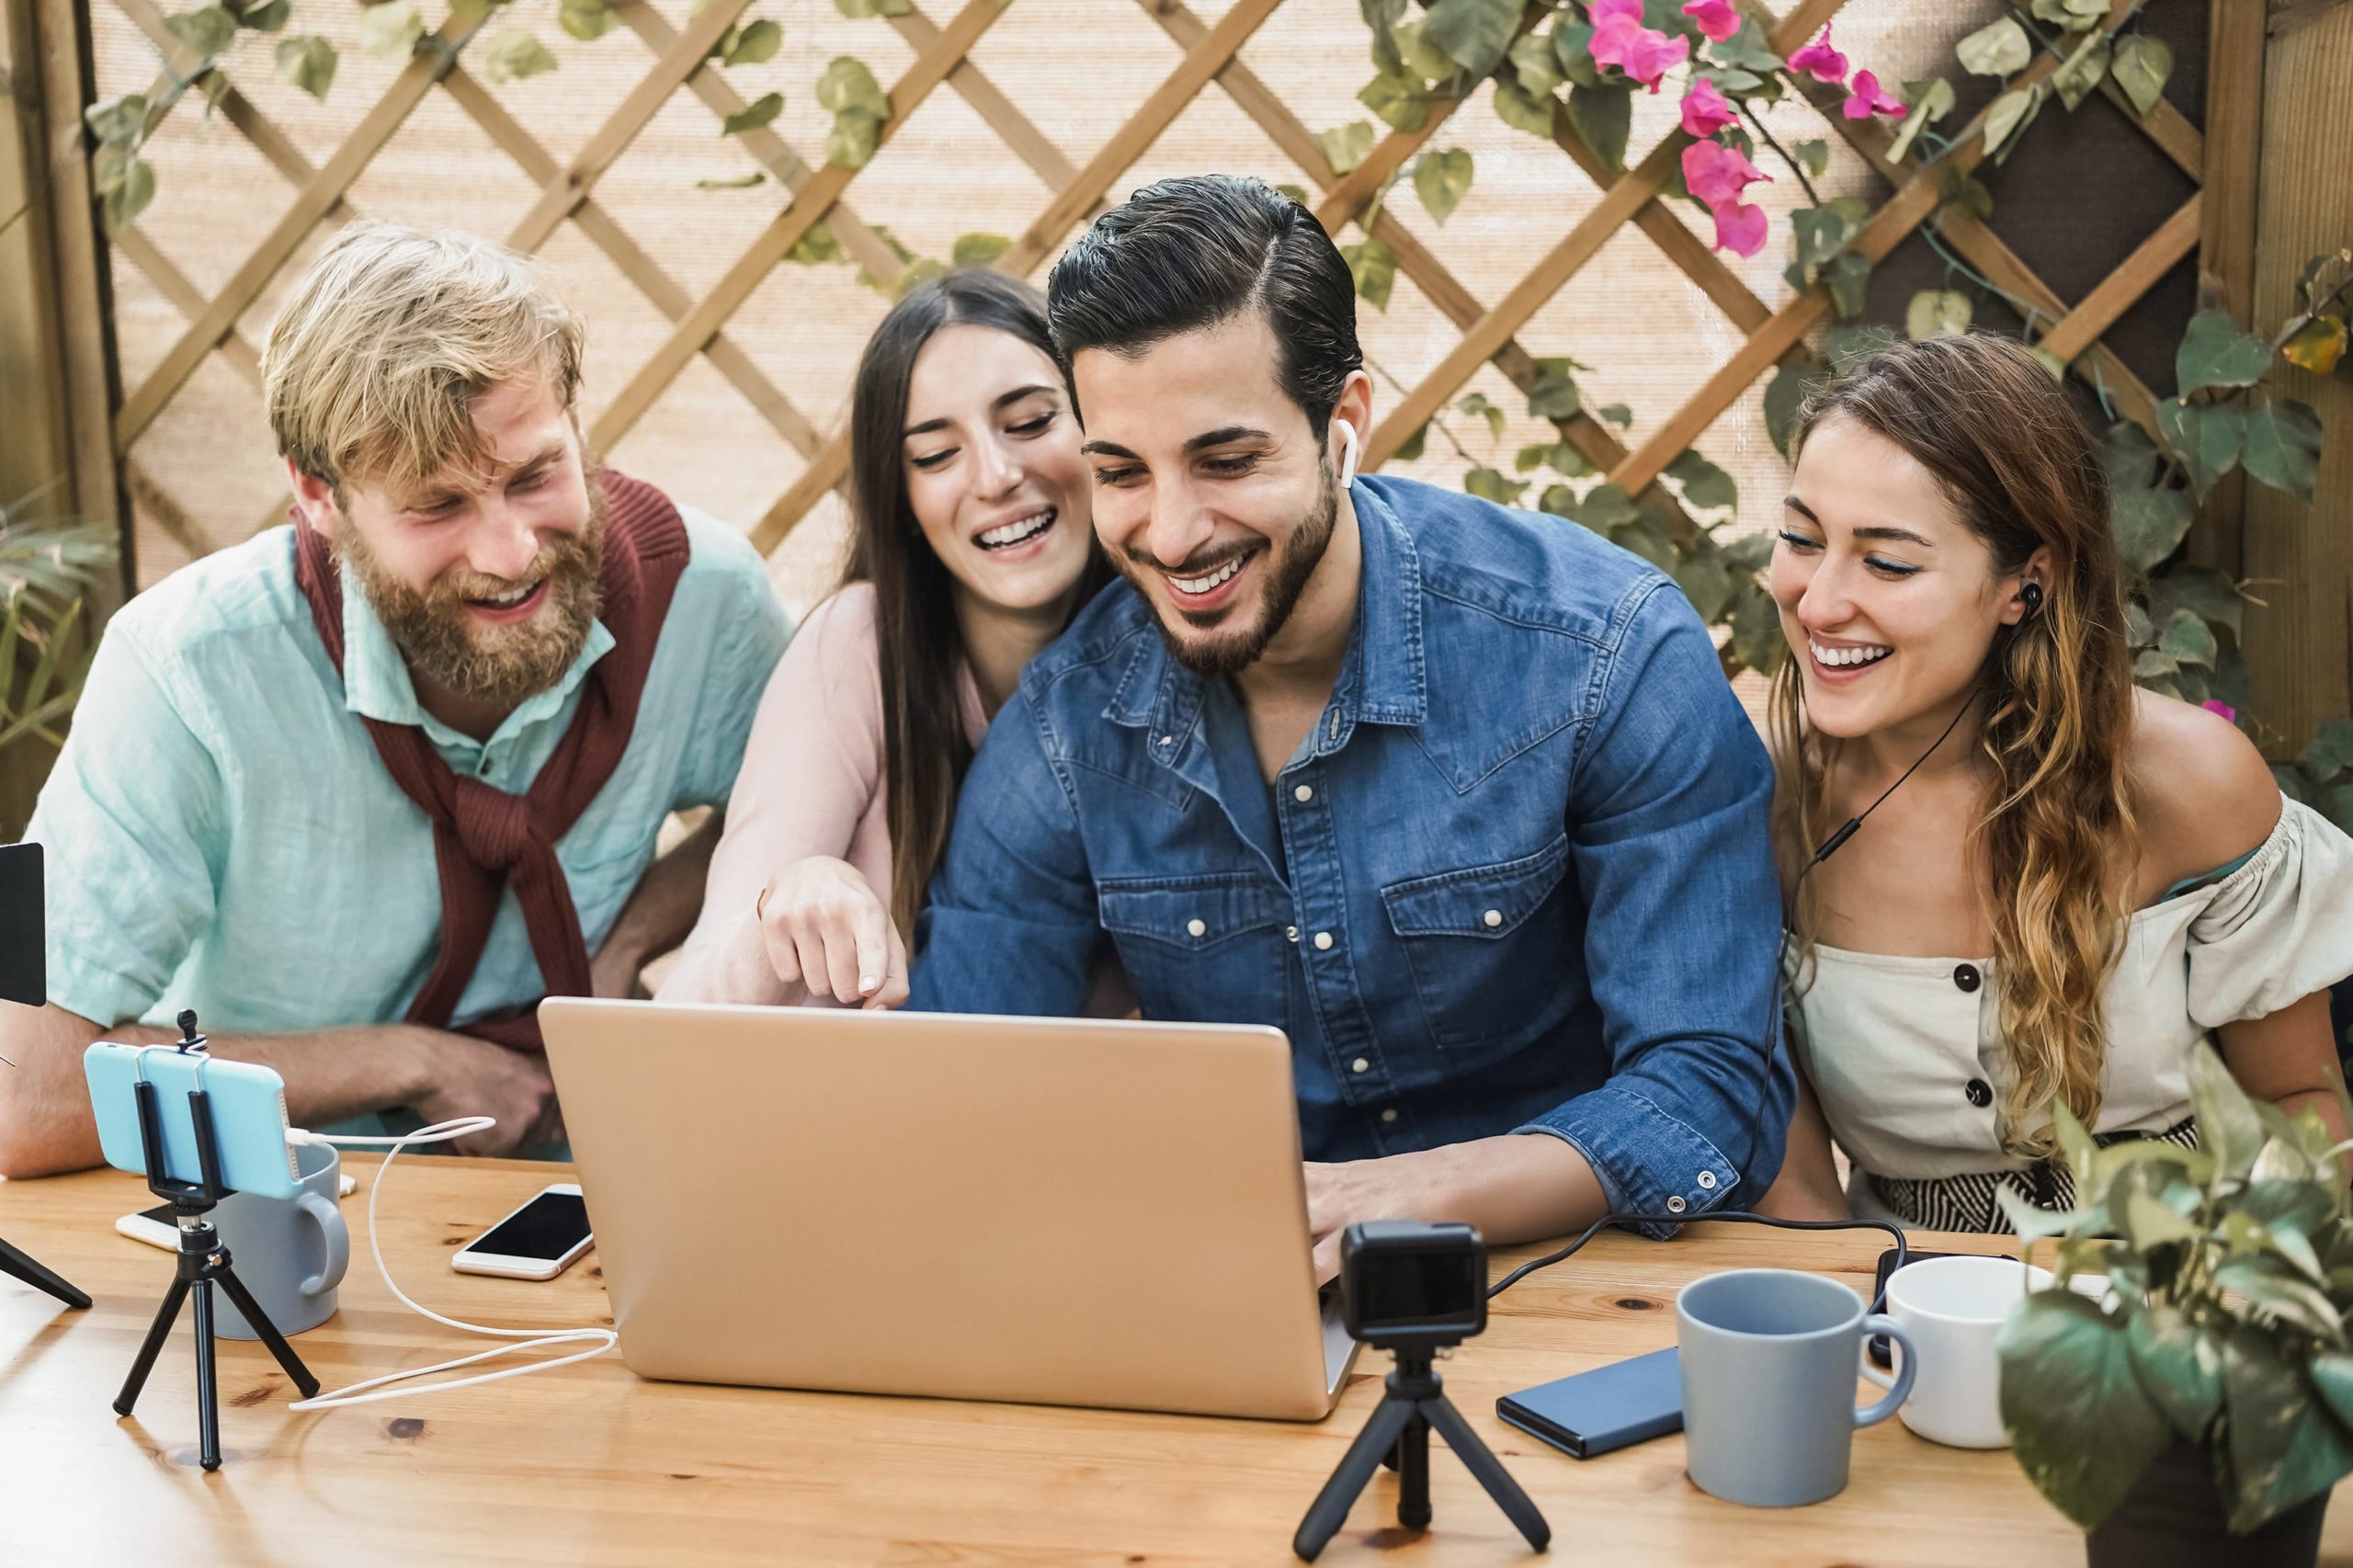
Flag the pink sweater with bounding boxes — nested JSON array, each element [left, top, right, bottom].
[[657, 584, 987, 1006]]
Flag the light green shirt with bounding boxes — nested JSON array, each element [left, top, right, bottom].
[[26, 509, 788, 1038]]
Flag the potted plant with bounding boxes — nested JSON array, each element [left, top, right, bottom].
[[1995, 1042, 2353, 1567]]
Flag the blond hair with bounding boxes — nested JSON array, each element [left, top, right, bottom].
[[261, 221, 585, 494]]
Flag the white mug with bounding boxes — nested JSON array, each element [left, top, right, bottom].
[[1861, 1254, 2050, 1448]]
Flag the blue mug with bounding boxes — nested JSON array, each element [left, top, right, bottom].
[[1677, 1267, 1917, 1507]]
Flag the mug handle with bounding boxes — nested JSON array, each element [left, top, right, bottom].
[[295, 1190, 350, 1297], [1855, 1315, 1915, 1426]]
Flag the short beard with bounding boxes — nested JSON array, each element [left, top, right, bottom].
[[337, 480, 608, 709], [1125, 450, 1339, 679]]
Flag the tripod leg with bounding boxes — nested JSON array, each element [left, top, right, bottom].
[[0, 1236, 91, 1309], [210, 1263, 319, 1398], [191, 1278, 222, 1472], [1396, 1412, 1431, 1530], [1294, 1396, 1422, 1563], [1421, 1393, 1551, 1552], [114, 1275, 191, 1416]]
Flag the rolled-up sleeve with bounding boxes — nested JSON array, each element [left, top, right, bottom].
[[1515, 581, 1790, 1237], [906, 686, 1101, 1017]]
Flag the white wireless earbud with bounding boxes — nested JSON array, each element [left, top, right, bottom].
[[1335, 420, 1359, 489]]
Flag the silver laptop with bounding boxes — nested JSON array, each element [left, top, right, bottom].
[[539, 999, 1358, 1421]]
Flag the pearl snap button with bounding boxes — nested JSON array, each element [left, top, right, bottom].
[[1286, 926, 1299, 942], [1482, 909, 1503, 928], [1380, 1108, 1398, 1123], [1665, 1195, 1688, 1214], [1186, 918, 1206, 937], [1697, 1170, 1718, 1189], [1313, 931, 1334, 950], [1352, 1057, 1370, 1074], [1294, 784, 1313, 802]]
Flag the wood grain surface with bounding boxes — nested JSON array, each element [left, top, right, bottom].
[[4, 1154, 2347, 1566]]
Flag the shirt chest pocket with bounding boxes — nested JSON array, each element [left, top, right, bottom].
[[1380, 832, 1574, 1063], [1097, 872, 1290, 1026]]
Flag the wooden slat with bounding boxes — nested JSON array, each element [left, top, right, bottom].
[[113, 18, 476, 450], [2191, 0, 2265, 579], [1999, 4, 2205, 178], [110, 228, 263, 388], [612, 0, 910, 291], [503, 0, 755, 254], [2034, 191, 2200, 364], [592, 0, 1014, 460], [436, 66, 819, 458], [112, 0, 315, 188], [123, 456, 211, 560], [892, 3, 1080, 194]]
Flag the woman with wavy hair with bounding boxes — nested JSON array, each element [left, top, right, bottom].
[[1756, 333, 2353, 1230]]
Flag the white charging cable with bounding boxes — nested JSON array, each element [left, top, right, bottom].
[[279, 1118, 617, 1411]]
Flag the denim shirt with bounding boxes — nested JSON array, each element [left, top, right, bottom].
[[908, 475, 1790, 1232]]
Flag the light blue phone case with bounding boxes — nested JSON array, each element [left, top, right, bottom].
[[84, 1043, 301, 1199]]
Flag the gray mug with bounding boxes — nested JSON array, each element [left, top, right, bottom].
[[210, 1141, 349, 1339], [1677, 1267, 1917, 1507]]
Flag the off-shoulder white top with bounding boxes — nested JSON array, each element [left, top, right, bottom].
[[1788, 795, 2353, 1224]]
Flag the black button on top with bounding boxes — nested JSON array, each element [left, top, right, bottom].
[[1953, 963, 1982, 993], [1965, 1078, 1994, 1108]]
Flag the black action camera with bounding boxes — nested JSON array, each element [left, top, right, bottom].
[[1338, 1220, 1487, 1350]]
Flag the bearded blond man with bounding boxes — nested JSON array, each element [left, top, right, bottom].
[[0, 222, 786, 1175]]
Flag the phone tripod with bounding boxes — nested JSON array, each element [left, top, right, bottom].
[[112, 1024, 317, 1471], [0, 1234, 88, 1309], [1294, 1346, 1550, 1561]]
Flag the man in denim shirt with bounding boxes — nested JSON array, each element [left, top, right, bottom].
[[909, 176, 1789, 1275]]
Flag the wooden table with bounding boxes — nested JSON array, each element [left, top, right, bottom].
[[3, 1156, 2347, 1567]]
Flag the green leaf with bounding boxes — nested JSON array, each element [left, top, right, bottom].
[[2110, 483, 2194, 577], [1392, 423, 1427, 463], [2214, 1256, 2345, 1341], [948, 233, 1011, 269], [2242, 401, 2324, 503], [1764, 361, 1824, 464], [2156, 396, 2245, 500], [1597, 403, 1631, 429], [164, 5, 238, 58], [891, 256, 945, 301], [1998, 1290, 2173, 1529], [1457, 392, 1505, 443], [234, 0, 290, 31], [834, 0, 912, 14], [1705, 17, 1782, 74], [1886, 77, 1954, 165], [1391, 17, 1462, 84], [1526, 369, 1581, 423], [1358, 72, 1428, 133], [1673, 549, 1741, 623], [2128, 1303, 2225, 1444], [1342, 238, 1396, 312], [722, 17, 780, 62], [1552, 20, 1598, 87], [1414, 147, 1472, 225], [1420, 0, 1518, 78], [1721, 531, 1774, 573], [1506, 31, 1561, 97], [1822, 253, 1871, 321], [1566, 82, 1631, 175], [2146, 565, 2245, 640], [1666, 449, 1736, 511], [1488, 77, 1553, 138], [785, 221, 845, 265], [695, 171, 765, 189], [825, 109, 881, 167], [1608, 517, 1677, 573], [1790, 205, 1856, 276], [2299, 718, 2353, 778], [722, 91, 784, 136], [358, 0, 424, 59], [2192, 1040, 2268, 1186], [99, 153, 156, 233], [1316, 120, 1377, 177], [2177, 309, 2271, 395], [1572, 483, 1641, 532], [1786, 138, 1828, 178], [1462, 465, 1528, 506], [2051, 32, 2112, 113], [2222, 1328, 2353, 1533], [1728, 581, 1783, 674], [1982, 85, 2042, 164], [816, 55, 889, 119], [1957, 17, 2031, 77], [1905, 289, 1972, 340], [2281, 314, 2349, 376], [84, 95, 150, 150], [2109, 32, 2173, 119], [1938, 165, 1995, 222], [275, 33, 339, 98], [1272, 183, 1311, 210], [2103, 418, 2163, 492]]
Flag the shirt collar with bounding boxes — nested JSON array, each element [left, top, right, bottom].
[[1108, 477, 1428, 754], [338, 567, 616, 751]]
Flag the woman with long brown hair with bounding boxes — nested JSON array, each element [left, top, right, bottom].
[[659, 269, 1112, 1006], [1756, 334, 2353, 1230]]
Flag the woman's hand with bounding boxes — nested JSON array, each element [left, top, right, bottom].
[[756, 858, 910, 1008]]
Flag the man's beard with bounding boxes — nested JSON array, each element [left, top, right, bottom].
[[337, 481, 608, 709], [1122, 451, 1339, 679]]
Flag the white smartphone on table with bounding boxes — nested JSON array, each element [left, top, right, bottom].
[[450, 1183, 592, 1280], [117, 1173, 357, 1249]]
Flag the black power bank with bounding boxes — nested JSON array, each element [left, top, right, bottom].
[[1495, 1346, 1683, 1460]]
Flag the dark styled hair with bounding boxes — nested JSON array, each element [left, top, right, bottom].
[[843, 267, 1112, 934], [1773, 333, 2134, 1156], [1044, 175, 1362, 438]]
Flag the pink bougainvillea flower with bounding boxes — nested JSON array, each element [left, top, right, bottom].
[[1788, 26, 1848, 84], [1589, 6, 1692, 92], [1842, 69, 1906, 120], [1681, 138, 1769, 209], [1681, 0, 1743, 42], [1711, 201, 1768, 257], [1679, 77, 1739, 137], [2200, 699, 2238, 722]]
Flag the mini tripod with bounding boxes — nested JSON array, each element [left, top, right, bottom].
[[113, 1014, 317, 1471], [1293, 1345, 1551, 1561], [0, 1234, 88, 1310]]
